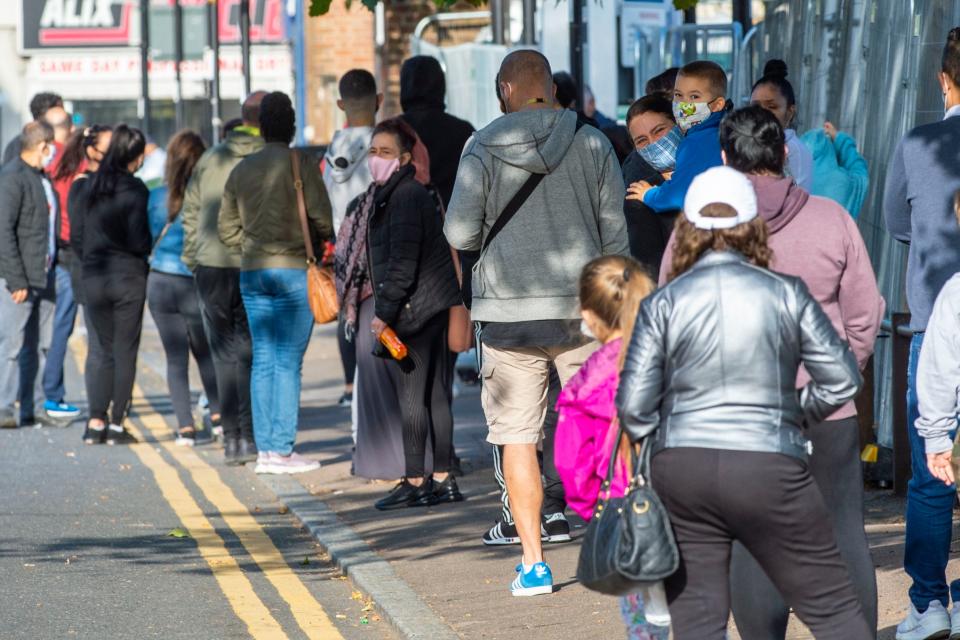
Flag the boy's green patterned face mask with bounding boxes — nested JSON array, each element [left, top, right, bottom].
[[673, 100, 714, 132]]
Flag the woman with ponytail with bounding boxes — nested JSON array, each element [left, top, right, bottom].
[[751, 59, 814, 191], [553, 256, 664, 639]]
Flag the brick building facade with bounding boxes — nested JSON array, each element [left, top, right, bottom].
[[303, 0, 435, 144], [303, 0, 484, 145]]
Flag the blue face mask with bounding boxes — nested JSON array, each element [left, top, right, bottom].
[[637, 126, 682, 173]]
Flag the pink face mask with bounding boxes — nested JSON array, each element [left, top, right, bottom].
[[368, 156, 400, 185]]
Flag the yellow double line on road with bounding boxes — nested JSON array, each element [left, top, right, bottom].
[[71, 339, 343, 640]]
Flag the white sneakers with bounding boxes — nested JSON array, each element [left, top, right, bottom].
[[896, 600, 955, 640], [254, 451, 321, 475]]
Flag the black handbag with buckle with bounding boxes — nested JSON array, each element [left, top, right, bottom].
[[576, 428, 679, 595]]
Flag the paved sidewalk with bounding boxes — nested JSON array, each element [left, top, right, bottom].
[[291, 325, 626, 639], [181, 322, 957, 640]]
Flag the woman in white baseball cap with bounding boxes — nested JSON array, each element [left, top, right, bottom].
[[615, 165, 872, 639]]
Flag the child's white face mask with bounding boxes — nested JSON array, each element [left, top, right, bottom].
[[673, 100, 714, 132], [580, 320, 596, 340]]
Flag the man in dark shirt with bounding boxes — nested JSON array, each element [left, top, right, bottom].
[[0, 122, 58, 428]]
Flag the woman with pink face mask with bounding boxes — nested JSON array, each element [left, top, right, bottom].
[[358, 118, 462, 510]]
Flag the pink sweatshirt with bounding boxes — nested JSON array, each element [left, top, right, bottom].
[[660, 175, 884, 420], [555, 338, 630, 521]]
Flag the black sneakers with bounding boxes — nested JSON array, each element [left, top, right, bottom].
[[375, 479, 434, 511], [482, 513, 572, 546], [541, 512, 572, 543], [225, 438, 257, 466], [418, 476, 464, 506], [105, 424, 136, 446], [82, 423, 106, 445], [483, 520, 521, 545], [224, 438, 241, 465]]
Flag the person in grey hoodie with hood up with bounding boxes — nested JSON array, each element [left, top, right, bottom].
[[445, 50, 629, 596]]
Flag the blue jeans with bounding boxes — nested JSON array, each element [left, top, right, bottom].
[[905, 332, 960, 611], [239, 269, 313, 456], [42, 264, 77, 403]]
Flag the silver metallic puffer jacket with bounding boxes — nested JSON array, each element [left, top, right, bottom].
[[616, 250, 862, 460]]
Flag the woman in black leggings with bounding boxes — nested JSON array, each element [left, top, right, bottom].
[[146, 130, 221, 447], [617, 165, 871, 640], [72, 124, 151, 444], [363, 119, 463, 510]]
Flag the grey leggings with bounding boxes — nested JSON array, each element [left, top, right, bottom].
[[147, 271, 220, 429], [730, 416, 878, 637]]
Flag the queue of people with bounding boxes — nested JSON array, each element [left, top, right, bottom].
[[3, 25, 960, 640]]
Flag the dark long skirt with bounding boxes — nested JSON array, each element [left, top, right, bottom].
[[353, 296, 432, 479]]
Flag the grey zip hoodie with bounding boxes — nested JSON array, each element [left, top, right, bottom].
[[445, 109, 628, 323]]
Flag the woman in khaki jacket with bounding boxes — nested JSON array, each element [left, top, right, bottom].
[[219, 91, 333, 474]]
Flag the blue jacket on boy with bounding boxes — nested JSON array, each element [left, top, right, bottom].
[[643, 111, 725, 213]]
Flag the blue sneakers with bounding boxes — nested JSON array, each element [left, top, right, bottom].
[[511, 562, 554, 597], [43, 401, 80, 420]]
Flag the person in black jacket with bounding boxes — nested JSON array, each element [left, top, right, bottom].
[[622, 95, 681, 278], [366, 119, 464, 511], [0, 122, 58, 428], [74, 124, 151, 445], [399, 56, 475, 209]]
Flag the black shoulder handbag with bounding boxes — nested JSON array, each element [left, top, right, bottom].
[[576, 428, 679, 595]]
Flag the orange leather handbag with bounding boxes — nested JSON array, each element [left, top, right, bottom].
[[292, 150, 339, 324]]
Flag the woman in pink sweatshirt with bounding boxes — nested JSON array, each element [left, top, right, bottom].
[[553, 255, 665, 639], [659, 106, 884, 638]]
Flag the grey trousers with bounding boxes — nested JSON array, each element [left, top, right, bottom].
[[0, 275, 55, 421], [729, 416, 879, 638]]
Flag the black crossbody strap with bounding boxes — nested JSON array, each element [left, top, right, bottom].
[[481, 171, 544, 252], [481, 118, 585, 253]]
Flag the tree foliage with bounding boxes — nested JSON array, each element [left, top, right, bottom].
[[309, 0, 697, 17]]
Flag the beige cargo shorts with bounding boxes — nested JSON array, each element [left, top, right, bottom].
[[480, 341, 599, 445]]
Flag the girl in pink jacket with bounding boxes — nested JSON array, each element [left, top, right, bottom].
[[554, 255, 666, 640]]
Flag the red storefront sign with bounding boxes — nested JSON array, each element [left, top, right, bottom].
[[21, 0, 285, 51]]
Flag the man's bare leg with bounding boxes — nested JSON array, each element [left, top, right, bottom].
[[503, 442, 543, 564]]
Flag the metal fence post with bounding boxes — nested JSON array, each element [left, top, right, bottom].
[[891, 312, 912, 496]]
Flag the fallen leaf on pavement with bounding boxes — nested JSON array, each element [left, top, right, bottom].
[[351, 590, 363, 601], [278, 506, 289, 515], [361, 603, 374, 612], [167, 528, 191, 538]]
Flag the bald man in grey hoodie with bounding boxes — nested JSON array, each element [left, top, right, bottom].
[[445, 50, 628, 596]]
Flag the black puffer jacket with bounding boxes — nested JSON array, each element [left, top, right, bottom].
[[0, 159, 56, 291], [399, 56, 475, 208], [621, 151, 678, 279], [367, 164, 460, 337]]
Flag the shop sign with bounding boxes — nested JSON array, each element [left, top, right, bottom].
[[21, 0, 286, 52]]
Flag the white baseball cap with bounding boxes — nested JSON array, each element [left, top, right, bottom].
[[683, 166, 758, 230]]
